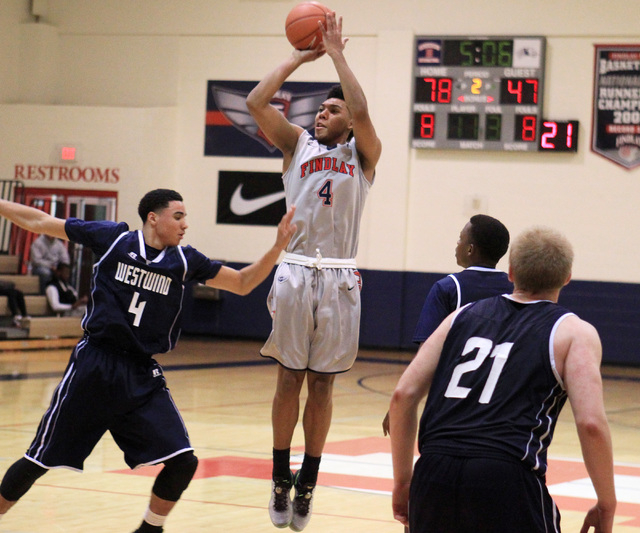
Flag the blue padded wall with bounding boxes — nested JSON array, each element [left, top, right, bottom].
[[181, 264, 640, 366]]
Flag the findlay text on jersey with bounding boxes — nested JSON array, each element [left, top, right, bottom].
[[299, 155, 356, 179]]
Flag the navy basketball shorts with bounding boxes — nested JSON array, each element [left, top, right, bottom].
[[409, 453, 561, 533], [26, 338, 192, 471]]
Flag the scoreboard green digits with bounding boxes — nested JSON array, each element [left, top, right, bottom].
[[412, 36, 546, 151]]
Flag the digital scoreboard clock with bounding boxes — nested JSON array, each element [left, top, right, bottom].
[[539, 120, 579, 152], [411, 36, 546, 151]]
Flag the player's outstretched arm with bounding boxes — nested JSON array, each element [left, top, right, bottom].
[[206, 206, 296, 296], [0, 199, 68, 240]]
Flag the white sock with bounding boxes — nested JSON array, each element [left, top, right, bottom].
[[143, 508, 167, 527]]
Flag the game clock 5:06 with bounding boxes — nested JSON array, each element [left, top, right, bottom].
[[411, 35, 546, 151]]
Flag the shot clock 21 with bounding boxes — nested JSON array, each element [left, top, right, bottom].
[[412, 36, 548, 151], [539, 120, 579, 152]]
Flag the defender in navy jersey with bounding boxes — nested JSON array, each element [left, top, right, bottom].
[[0, 190, 295, 533], [384, 215, 511, 437], [412, 267, 512, 341], [413, 214, 512, 344], [390, 227, 616, 533], [247, 10, 382, 531]]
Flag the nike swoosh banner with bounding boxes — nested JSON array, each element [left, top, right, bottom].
[[217, 171, 286, 226], [204, 80, 334, 157]]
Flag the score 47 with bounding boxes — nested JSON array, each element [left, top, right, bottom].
[[501, 78, 539, 104]]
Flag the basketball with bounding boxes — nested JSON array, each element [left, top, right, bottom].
[[285, 2, 331, 50]]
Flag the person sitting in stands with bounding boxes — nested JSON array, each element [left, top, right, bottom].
[[45, 262, 88, 317], [0, 280, 30, 328], [30, 234, 70, 293]]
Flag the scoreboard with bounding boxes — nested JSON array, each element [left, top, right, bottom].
[[411, 36, 547, 151]]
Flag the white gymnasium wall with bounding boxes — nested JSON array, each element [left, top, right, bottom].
[[0, 104, 178, 220], [0, 0, 638, 280], [0, 1, 29, 103]]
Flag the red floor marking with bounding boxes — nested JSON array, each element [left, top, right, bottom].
[[111, 456, 272, 480], [110, 437, 640, 526], [112, 455, 394, 492]]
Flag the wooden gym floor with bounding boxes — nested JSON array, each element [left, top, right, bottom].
[[1, 337, 639, 532]]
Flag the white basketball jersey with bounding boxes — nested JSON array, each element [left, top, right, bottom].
[[283, 130, 371, 259]]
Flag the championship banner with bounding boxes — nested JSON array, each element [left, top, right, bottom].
[[592, 45, 640, 169], [204, 80, 334, 158], [216, 170, 285, 226]]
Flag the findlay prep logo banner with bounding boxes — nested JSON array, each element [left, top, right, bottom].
[[204, 80, 334, 158]]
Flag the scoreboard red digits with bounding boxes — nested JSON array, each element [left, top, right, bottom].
[[415, 77, 453, 104], [514, 115, 538, 142], [413, 112, 436, 139], [412, 35, 546, 151], [500, 78, 539, 105], [538, 120, 579, 152]]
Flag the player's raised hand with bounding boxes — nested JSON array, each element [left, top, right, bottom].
[[320, 11, 348, 57], [275, 206, 297, 250], [292, 42, 325, 63]]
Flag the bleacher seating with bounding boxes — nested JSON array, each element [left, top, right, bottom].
[[0, 254, 82, 340]]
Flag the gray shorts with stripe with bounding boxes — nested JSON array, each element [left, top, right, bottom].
[[260, 259, 362, 373]]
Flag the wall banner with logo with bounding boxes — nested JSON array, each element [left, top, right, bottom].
[[216, 170, 285, 226], [205, 80, 334, 158], [592, 45, 640, 169]]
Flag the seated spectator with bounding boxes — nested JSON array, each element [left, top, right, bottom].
[[30, 234, 70, 293], [0, 280, 30, 327], [45, 262, 88, 317]]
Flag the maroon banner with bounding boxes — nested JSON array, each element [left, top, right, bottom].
[[592, 45, 640, 169]]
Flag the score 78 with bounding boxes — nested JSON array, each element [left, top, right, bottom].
[[445, 337, 514, 404]]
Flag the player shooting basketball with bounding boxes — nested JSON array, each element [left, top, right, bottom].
[[246, 8, 382, 532]]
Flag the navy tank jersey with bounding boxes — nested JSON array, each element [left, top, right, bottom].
[[413, 267, 513, 343], [65, 218, 222, 356], [418, 295, 574, 476]]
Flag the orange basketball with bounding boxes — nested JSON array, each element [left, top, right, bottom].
[[285, 2, 331, 50]]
